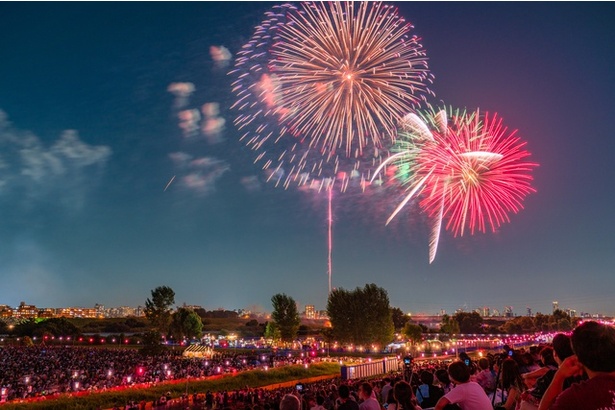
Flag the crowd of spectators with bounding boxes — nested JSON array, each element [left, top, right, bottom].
[[2, 320, 614, 410], [185, 321, 614, 410], [0, 347, 327, 402]]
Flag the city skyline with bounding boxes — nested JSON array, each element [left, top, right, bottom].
[[0, 297, 604, 320], [1, 3, 614, 316]]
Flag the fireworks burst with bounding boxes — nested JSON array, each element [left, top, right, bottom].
[[374, 106, 538, 263], [231, 1, 433, 191]]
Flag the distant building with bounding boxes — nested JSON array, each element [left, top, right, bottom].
[[304, 305, 315, 319], [55, 307, 101, 319], [0, 305, 13, 319], [552, 301, 559, 313], [106, 306, 137, 318], [95, 304, 105, 316], [410, 315, 442, 330], [38, 308, 55, 318], [504, 306, 514, 318], [15, 302, 37, 319]]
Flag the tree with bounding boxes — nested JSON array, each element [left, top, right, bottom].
[[245, 319, 259, 327], [271, 293, 300, 343], [391, 307, 410, 331], [141, 330, 168, 356], [144, 285, 175, 334], [440, 314, 460, 336], [453, 312, 483, 334], [326, 287, 356, 343], [39, 318, 80, 337], [321, 327, 334, 355], [169, 307, 203, 341], [327, 283, 395, 347], [264, 321, 281, 341], [500, 319, 523, 334], [534, 313, 550, 331], [402, 322, 423, 345]]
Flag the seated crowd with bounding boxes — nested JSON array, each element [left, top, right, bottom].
[[1, 321, 614, 410], [0, 347, 319, 402]]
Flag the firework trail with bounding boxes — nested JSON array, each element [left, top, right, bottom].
[[374, 105, 538, 263], [230, 1, 435, 291], [164, 175, 176, 192]]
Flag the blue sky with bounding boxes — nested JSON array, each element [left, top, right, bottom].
[[1, 2, 614, 316]]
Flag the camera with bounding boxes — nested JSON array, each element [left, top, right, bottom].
[[295, 383, 304, 391], [403, 356, 413, 367]]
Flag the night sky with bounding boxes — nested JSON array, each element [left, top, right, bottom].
[[1, 2, 614, 317]]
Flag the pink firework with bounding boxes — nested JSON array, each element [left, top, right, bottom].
[[417, 109, 538, 238], [373, 107, 538, 263]]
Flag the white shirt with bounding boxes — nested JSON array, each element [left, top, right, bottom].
[[443, 381, 493, 410]]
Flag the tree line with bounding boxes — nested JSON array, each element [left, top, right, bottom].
[[438, 309, 579, 336], [3, 284, 579, 351]]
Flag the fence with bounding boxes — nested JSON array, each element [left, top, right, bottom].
[[340, 357, 400, 380]]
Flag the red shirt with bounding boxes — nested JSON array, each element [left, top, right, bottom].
[[550, 374, 615, 410]]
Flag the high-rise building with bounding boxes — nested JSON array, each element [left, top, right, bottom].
[[552, 301, 559, 313]]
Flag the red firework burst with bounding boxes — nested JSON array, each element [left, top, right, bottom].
[[417, 110, 538, 238]]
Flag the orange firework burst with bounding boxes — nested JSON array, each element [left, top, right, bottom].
[[231, 2, 433, 191]]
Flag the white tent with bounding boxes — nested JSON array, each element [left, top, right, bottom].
[[182, 344, 214, 358]]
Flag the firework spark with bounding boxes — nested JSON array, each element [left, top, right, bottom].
[[231, 1, 433, 191], [375, 106, 538, 263]]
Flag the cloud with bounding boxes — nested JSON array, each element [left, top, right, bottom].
[[168, 151, 230, 195], [178, 109, 201, 138], [167, 82, 195, 109], [0, 109, 112, 210], [210, 45, 232, 68], [51, 130, 112, 167], [241, 175, 261, 192], [201, 103, 226, 144]]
